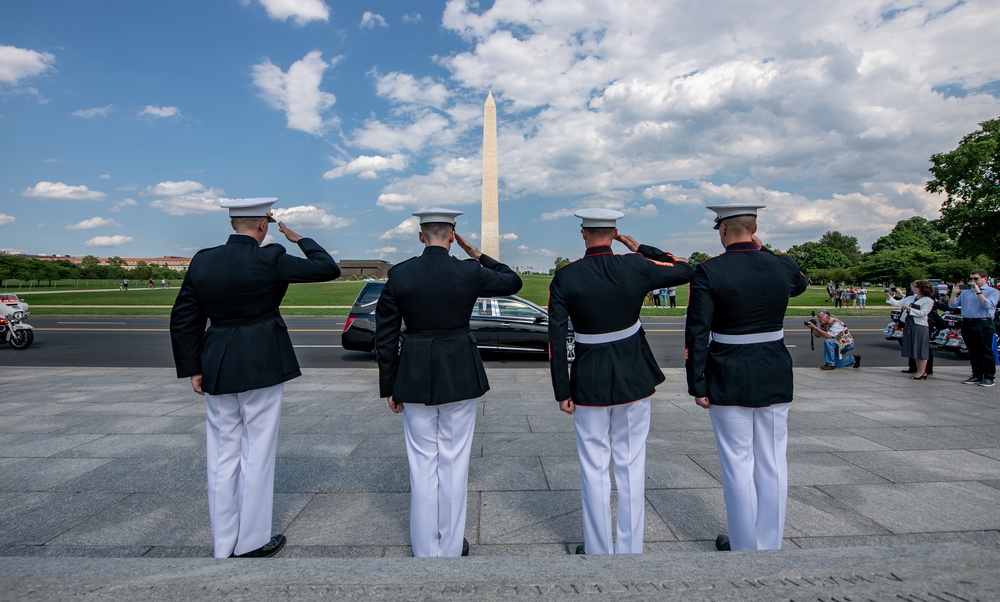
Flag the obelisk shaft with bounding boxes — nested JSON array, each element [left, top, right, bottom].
[[481, 92, 499, 260]]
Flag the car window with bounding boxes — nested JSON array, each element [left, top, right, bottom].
[[351, 283, 385, 312], [471, 298, 493, 317], [496, 298, 543, 319]]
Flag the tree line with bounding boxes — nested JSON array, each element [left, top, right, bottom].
[[0, 254, 186, 288]]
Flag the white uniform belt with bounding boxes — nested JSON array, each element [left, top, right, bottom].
[[574, 320, 641, 344], [710, 329, 784, 344]]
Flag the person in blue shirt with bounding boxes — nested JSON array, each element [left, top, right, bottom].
[[948, 269, 998, 387]]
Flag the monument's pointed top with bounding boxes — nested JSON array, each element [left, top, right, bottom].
[[485, 91, 495, 106]]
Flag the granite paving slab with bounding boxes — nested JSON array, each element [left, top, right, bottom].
[[0, 457, 111, 492], [834, 448, 1000, 482]]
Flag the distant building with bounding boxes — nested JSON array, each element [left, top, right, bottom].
[[30, 255, 192, 270], [337, 259, 392, 279]]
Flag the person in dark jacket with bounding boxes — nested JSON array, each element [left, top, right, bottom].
[[685, 204, 808, 552], [548, 208, 693, 555], [170, 197, 340, 559], [375, 207, 522, 557]]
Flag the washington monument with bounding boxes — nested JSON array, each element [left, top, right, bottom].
[[481, 92, 499, 259]]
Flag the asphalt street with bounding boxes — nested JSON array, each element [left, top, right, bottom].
[[0, 315, 974, 372]]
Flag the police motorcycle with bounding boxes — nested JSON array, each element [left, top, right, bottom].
[[932, 311, 969, 358], [883, 308, 905, 344], [0, 293, 34, 350]]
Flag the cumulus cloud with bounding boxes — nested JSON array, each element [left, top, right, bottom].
[[146, 181, 228, 216], [375, 156, 480, 210], [252, 50, 338, 135], [84, 235, 133, 247], [66, 217, 119, 230], [360, 11, 388, 29], [402, 13, 423, 24], [323, 154, 408, 180], [365, 246, 397, 259], [109, 198, 138, 212], [0, 45, 56, 84], [72, 105, 115, 118], [373, 71, 450, 108], [139, 105, 180, 118], [500, 232, 518, 240], [379, 217, 420, 240], [253, 0, 329, 25], [23, 182, 106, 200], [271, 205, 352, 229], [0, 214, 15, 226]]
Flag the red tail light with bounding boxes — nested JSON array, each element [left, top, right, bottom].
[[343, 316, 356, 332]]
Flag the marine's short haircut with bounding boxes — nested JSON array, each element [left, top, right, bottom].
[[581, 227, 616, 237], [723, 215, 757, 235], [231, 217, 266, 232], [421, 222, 455, 241]]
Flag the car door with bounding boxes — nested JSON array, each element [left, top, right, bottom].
[[494, 297, 548, 353], [469, 297, 499, 351]]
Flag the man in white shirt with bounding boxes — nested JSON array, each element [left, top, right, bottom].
[[806, 310, 860, 370]]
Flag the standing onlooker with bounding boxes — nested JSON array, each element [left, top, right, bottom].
[[857, 285, 867, 309], [807, 310, 861, 369], [848, 285, 858, 308], [548, 209, 692, 555], [937, 281, 949, 302], [833, 285, 843, 308], [660, 287, 669, 307], [685, 204, 808, 551], [170, 197, 341, 558], [886, 281, 934, 379], [826, 281, 835, 302], [375, 208, 522, 557], [949, 269, 998, 387], [651, 288, 661, 306], [667, 286, 678, 308]]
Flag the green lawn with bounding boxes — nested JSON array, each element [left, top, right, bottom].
[[12, 277, 889, 318]]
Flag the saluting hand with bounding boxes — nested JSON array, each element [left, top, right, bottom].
[[278, 222, 303, 243], [751, 234, 762, 249], [454, 233, 482, 260], [614, 233, 640, 252]]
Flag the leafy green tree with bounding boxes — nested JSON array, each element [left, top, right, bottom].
[[818, 231, 861, 263], [79, 255, 101, 278], [926, 117, 1000, 262], [785, 242, 822, 267], [130, 261, 153, 281], [871, 216, 951, 253], [857, 246, 945, 285], [800, 246, 853, 273], [688, 251, 711, 265], [549, 256, 572, 275], [105, 256, 126, 279]]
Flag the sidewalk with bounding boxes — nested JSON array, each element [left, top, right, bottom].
[[1, 365, 997, 599]]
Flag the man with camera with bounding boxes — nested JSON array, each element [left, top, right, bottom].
[[806, 310, 860, 370], [949, 269, 998, 387]]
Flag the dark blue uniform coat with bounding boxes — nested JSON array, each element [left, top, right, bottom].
[[684, 241, 808, 407], [547, 244, 694, 406], [170, 234, 340, 395], [375, 246, 522, 405]]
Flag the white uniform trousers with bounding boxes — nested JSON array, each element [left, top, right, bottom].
[[402, 398, 477, 557], [709, 402, 790, 551], [204, 383, 283, 559], [573, 397, 651, 554]]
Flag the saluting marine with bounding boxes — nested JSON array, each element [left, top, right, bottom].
[[375, 207, 522, 557], [548, 208, 693, 555], [170, 198, 341, 558], [684, 204, 808, 551]]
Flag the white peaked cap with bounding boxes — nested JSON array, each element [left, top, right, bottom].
[[706, 204, 765, 230], [412, 207, 463, 225], [220, 197, 278, 222], [574, 208, 624, 228]]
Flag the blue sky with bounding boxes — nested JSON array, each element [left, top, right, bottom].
[[2, 0, 999, 272]]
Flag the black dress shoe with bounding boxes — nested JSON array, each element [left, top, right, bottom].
[[462, 538, 469, 557], [575, 544, 585, 555], [232, 534, 286, 558], [715, 534, 731, 551], [901, 369, 916, 373]]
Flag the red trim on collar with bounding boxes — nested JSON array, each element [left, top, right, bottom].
[[584, 245, 614, 257]]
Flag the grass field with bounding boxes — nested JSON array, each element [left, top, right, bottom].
[[8, 277, 891, 318]]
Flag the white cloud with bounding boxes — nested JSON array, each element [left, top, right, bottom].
[[352, 111, 452, 153], [360, 11, 388, 29], [379, 217, 420, 240], [252, 50, 338, 135], [100, 174, 111, 180], [373, 71, 450, 108], [84, 235, 133, 247], [402, 13, 423, 24], [109, 198, 138, 212], [0, 214, 15, 226], [66, 217, 119, 230], [500, 232, 518, 240], [270, 205, 352, 229], [139, 105, 180, 118], [146, 181, 228, 216], [254, 0, 329, 25], [365, 246, 397, 259], [375, 156, 480, 210], [23, 182, 106, 200], [323, 154, 408, 180], [72, 105, 115, 118], [0, 45, 55, 84]]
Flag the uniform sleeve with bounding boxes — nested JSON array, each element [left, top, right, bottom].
[[636, 244, 695, 289], [684, 264, 713, 398], [271, 238, 341, 283], [547, 274, 572, 402], [475, 254, 523, 297], [374, 279, 401, 398], [770, 249, 808, 297], [169, 269, 207, 378]]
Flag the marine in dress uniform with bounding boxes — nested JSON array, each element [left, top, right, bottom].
[[548, 209, 693, 555], [170, 198, 340, 559], [684, 204, 808, 551], [375, 208, 522, 557]]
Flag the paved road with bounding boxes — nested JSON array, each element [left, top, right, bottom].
[[0, 315, 974, 371]]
